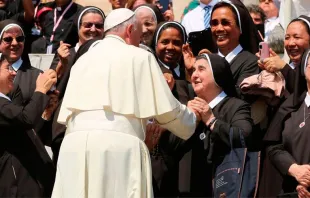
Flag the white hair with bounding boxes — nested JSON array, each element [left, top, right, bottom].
[[106, 15, 138, 34], [134, 6, 157, 23]]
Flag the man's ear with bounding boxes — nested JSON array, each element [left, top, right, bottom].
[[126, 24, 134, 37]]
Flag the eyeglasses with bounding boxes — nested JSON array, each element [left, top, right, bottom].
[[259, 0, 274, 3], [8, 65, 14, 72], [210, 19, 234, 27], [82, 22, 104, 29], [1, 65, 14, 73], [2, 36, 25, 44]]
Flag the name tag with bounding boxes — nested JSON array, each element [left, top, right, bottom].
[[46, 44, 53, 54]]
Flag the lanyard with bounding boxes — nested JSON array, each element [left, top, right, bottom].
[[50, 1, 74, 43]]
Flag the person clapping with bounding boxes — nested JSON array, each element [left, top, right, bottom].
[[0, 66, 57, 197]]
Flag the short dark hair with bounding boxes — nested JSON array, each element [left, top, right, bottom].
[[247, 4, 266, 22]]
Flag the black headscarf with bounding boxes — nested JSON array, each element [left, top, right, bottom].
[[264, 49, 310, 142], [293, 15, 310, 35], [75, 6, 105, 31], [195, 53, 237, 97], [151, 21, 187, 75], [133, 3, 165, 24], [151, 21, 187, 52], [63, 6, 105, 47], [0, 19, 31, 66], [211, 0, 262, 54]]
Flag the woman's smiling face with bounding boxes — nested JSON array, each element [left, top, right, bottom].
[[156, 27, 183, 66]]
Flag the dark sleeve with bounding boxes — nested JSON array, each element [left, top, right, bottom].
[[31, 37, 48, 54], [235, 57, 260, 103], [158, 80, 190, 159], [0, 92, 49, 129], [281, 64, 295, 94], [34, 117, 53, 146], [236, 58, 260, 87], [267, 143, 296, 175], [158, 132, 189, 161], [211, 102, 253, 148], [10, 12, 25, 22], [0, 9, 7, 20], [50, 52, 60, 70], [49, 99, 66, 164]]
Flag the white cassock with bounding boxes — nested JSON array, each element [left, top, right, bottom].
[[51, 35, 196, 198]]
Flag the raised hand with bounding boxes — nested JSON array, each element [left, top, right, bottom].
[[191, 97, 215, 127], [257, 48, 286, 72], [182, 44, 195, 71], [187, 100, 201, 122], [35, 69, 57, 94], [57, 41, 71, 65], [163, 4, 174, 21]]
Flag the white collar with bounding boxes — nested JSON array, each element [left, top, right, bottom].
[[0, 92, 11, 101], [105, 34, 126, 43], [266, 17, 279, 22], [218, 44, 243, 63], [209, 91, 227, 109], [0, 54, 23, 71], [159, 60, 180, 77], [289, 62, 296, 69], [199, 0, 218, 8], [11, 58, 23, 71], [75, 43, 80, 52], [305, 92, 310, 108]]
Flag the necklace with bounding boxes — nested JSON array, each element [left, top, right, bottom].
[[299, 105, 310, 128]]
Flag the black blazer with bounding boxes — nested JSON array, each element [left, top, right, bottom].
[[179, 97, 253, 197], [9, 61, 42, 105], [0, 88, 55, 197]]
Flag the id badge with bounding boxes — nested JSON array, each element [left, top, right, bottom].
[[46, 44, 53, 54], [31, 27, 41, 36]]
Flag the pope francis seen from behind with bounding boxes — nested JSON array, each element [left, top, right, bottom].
[[51, 8, 197, 198]]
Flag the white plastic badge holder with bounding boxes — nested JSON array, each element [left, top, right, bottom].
[[46, 44, 53, 54]]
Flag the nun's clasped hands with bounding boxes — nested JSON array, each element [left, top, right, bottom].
[[188, 97, 216, 129]]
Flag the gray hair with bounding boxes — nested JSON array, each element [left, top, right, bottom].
[[247, 4, 266, 22], [106, 15, 138, 34]]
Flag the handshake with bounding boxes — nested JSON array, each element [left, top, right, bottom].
[[187, 97, 216, 129]]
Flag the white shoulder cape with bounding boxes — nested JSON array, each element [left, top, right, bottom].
[[58, 35, 179, 124]]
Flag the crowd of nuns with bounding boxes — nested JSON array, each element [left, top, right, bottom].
[[1, 0, 310, 197]]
